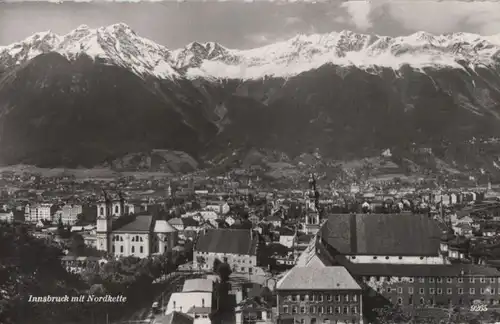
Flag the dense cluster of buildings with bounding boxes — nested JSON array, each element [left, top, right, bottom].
[[5, 167, 500, 324]]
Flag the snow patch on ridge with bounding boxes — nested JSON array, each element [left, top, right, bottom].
[[1, 25, 500, 81]]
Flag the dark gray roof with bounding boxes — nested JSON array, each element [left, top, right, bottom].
[[195, 229, 258, 255], [113, 215, 153, 233], [320, 213, 442, 256], [347, 263, 500, 277]]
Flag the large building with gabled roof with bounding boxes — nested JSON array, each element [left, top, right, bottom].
[[279, 213, 500, 323], [193, 229, 263, 275], [96, 197, 178, 258]]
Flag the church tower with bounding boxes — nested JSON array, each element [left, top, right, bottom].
[[303, 173, 321, 234], [96, 190, 112, 253]]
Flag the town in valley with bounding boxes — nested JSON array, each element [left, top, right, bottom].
[[3, 164, 500, 324]]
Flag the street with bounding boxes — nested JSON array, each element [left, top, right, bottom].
[[111, 272, 188, 324]]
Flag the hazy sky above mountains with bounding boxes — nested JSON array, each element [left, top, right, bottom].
[[1, 1, 500, 48]]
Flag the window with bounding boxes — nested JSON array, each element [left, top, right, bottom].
[[327, 307, 333, 314], [492, 278, 497, 284], [131, 246, 135, 253], [300, 295, 306, 302], [335, 295, 341, 302], [470, 277, 475, 283], [420, 297, 425, 305], [373, 256, 378, 260], [344, 294, 350, 302], [397, 297, 403, 305], [447, 288, 452, 295], [447, 278, 453, 283], [352, 294, 358, 302], [287, 295, 292, 301], [351, 306, 358, 314], [437, 278, 443, 283], [300, 307, 306, 314], [397, 287, 403, 294], [292, 307, 298, 314], [437, 289, 443, 295], [385, 256, 390, 260], [429, 289, 435, 295], [99, 207, 104, 215], [458, 288, 463, 294], [120, 246, 123, 253], [327, 294, 332, 302], [470, 288, 475, 294], [115, 205, 119, 213], [480, 278, 486, 283], [300, 319, 305, 324], [458, 278, 463, 283], [419, 288, 424, 294], [140, 246, 143, 253], [409, 287, 414, 294], [334, 307, 340, 314], [318, 307, 324, 314], [309, 306, 316, 313], [318, 295, 323, 302], [492, 289, 496, 295], [386, 288, 391, 293], [311, 294, 316, 302], [480, 288, 486, 294], [409, 278, 414, 283], [343, 307, 349, 314], [419, 277, 425, 283], [112, 246, 115, 253], [429, 278, 435, 283]]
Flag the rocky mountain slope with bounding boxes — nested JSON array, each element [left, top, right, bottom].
[[1, 24, 500, 176]]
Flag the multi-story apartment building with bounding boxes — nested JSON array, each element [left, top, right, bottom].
[[352, 264, 500, 307], [54, 204, 83, 225], [25, 203, 53, 223], [276, 266, 363, 324]]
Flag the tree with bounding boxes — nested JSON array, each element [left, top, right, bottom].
[[213, 258, 222, 272], [69, 233, 86, 255], [215, 262, 232, 282], [196, 256, 206, 271]]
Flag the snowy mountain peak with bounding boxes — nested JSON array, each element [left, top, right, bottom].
[[0, 23, 178, 79], [2, 25, 500, 81]]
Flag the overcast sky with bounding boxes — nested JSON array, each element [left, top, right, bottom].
[[1, 1, 500, 49]]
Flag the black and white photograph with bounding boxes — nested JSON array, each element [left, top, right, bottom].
[[2, 0, 500, 323]]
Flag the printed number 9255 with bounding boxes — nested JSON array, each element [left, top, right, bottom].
[[470, 304, 488, 312]]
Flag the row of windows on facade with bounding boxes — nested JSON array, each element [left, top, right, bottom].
[[112, 235, 144, 242], [379, 286, 499, 295], [364, 276, 500, 284], [293, 319, 359, 324], [394, 296, 500, 306], [112, 245, 144, 253], [282, 305, 359, 315], [285, 294, 358, 303]]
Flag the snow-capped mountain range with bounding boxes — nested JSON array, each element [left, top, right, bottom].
[[1, 23, 500, 80]]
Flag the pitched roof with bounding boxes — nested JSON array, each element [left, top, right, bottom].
[[113, 215, 153, 233], [154, 220, 177, 233], [276, 266, 361, 291], [195, 229, 258, 255], [182, 279, 213, 293], [320, 213, 441, 256], [347, 263, 500, 277], [153, 312, 193, 324]]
